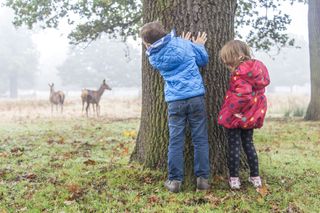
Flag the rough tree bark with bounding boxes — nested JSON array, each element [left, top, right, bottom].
[[305, 0, 320, 121], [131, 0, 238, 182]]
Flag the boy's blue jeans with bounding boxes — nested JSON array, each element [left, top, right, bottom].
[[167, 95, 210, 181]]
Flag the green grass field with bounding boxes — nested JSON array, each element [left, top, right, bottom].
[[0, 117, 319, 212]]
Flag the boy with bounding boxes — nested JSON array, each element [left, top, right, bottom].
[[140, 21, 210, 193]]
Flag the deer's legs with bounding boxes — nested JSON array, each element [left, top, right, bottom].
[[96, 104, 100, 117], [86, 103, 90, 117], [92, 104, 96, 116], [51, 104, 53, 115], [61, 104, 63, 114], [82, 101, 85, 114]]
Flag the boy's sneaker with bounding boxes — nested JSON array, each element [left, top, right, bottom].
[[248, 176, 262, 188], [229, 177, 241, 189], [164, 180, 181, 193], [196, 177, 210, 191]]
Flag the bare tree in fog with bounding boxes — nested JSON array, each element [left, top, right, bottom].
[[57, 39, 141, 88], [0, 13, 39, 98]]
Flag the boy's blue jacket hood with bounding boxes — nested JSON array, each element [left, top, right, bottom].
[[146, 30, 209, 102]]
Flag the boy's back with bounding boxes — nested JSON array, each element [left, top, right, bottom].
[[147, 34, 209, 102], [140, 22, 210, 193]]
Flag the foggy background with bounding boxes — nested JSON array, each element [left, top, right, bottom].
[[0, 2, 309, 99]]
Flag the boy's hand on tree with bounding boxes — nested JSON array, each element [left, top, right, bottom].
[[192, 32, 207, 45], [181, 31, 192, 40]]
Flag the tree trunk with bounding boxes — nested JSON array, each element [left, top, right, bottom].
[[131, 0, 238, 182], [305, 0, 320, 121], [9, 72, 18, 99]]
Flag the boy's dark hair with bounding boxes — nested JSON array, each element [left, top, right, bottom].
[[140, 21, 167, 44]]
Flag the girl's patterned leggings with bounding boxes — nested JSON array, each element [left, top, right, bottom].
[[226, 128, 259, 177]]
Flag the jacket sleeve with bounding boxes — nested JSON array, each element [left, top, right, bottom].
[[191, 43, 209, 67], [228, 77, 253, 114], [147, 56, 159, 71]]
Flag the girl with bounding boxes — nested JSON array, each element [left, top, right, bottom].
[[218, 40, 270, 189]]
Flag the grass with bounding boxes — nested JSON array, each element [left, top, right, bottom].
[[0, 117, 319, 212], [268, 94, 309, 118]]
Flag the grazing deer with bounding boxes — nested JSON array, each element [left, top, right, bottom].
[[48, 83, 65, 114], [81, 79, 111, 117]]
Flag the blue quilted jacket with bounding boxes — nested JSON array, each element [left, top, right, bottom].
[[146, 31, 209, 102]]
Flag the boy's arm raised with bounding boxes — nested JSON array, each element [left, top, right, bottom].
[[191, 32, 209, 67]]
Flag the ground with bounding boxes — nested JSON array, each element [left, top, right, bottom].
[[0, 98, 319, 212]]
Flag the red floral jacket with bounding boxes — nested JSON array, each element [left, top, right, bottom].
[[218, 60, 270, 129]]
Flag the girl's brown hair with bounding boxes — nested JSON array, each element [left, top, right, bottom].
[[220, 40, 252, 69]]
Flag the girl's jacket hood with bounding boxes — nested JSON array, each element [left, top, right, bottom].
[[236, 60, 270, 90]]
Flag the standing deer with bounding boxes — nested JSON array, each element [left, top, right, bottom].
[[81, 79, 111, 117], [48, 83, 65, 114]]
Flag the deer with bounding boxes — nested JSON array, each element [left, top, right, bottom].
[[48, 83, 65, 114], [81, 79, 112, 117]]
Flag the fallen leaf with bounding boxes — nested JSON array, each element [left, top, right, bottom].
[[50, 163, 63, 169], [63, 151, 78, 159], [48, 177, 59, 185], [220, 194, 230, 203], [132, 193, 142, 203], [213, 175, 225, 182], [122, 130, 137, 139], [10, 147, 24, 153], [264, 147, 271, 152], [64, 200, 76, 206], [121, 147, 129, 155], [57, 137, 65, 144], [84, 159, 96, 166], [271, 203, 280, 212], [83, 151, 91, 157], [256, 197, 264, 204], [204, 194, 221, 205], [47, 139, 54, 144], [0, 170, 7, 178], [184, 197, 207, 206], [148, 195, 159, 204], [0, 152, 9, 158], [256, 184, 269, 197], [0, 209, 8, 213], [143, 177, 153, 184], [286, 202, 302, 213], [167, 195, 177, 203], [19, 207, 27, 212], [23, 173, 37, 180], [66, 183, 84, 200]]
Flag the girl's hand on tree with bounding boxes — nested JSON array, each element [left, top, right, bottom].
[[192, 32, 207, 45], [181, 31, 192, 40], [234, 113, 243, 119]]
